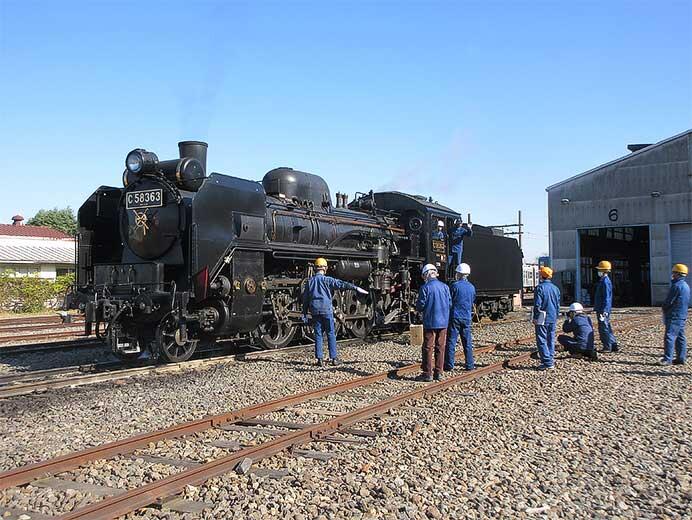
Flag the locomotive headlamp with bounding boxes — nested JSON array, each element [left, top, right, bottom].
[[125, 149, 159, 175]]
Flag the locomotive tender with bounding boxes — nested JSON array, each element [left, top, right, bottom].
[[70, 141, 522, 362]]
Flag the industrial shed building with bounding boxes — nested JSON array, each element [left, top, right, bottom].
[[546, 129, 692, 307]]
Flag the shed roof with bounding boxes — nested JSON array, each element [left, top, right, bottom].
[[546, 129, 692, 192], [0, 224, 72, 239], [0, 244, 75, 264]]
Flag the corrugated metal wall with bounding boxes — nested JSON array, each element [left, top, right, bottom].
[[547, 131, 692, 305]]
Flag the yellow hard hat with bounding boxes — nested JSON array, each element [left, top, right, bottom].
[[539, 266, 553, 279], [314, 257, 328, 268], [672, 263, 688, 276], [596, 260, 612, 271]]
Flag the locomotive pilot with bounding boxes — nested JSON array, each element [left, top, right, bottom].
[[431, 220, 446, 240], [302, 258, 368, 366]]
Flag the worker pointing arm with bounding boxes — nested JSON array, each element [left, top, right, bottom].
[[303, 257, 368, 367]]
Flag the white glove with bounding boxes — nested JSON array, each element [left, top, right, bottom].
[[356, 287, 368, 295], [598, 313, 605, 322]]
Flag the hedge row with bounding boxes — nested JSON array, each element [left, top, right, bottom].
[[0, 272, 75, 313]]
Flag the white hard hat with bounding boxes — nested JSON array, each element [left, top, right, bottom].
[[422, 263, 437, 276], [456, 263, 471, 275], [437, 220, 444, 227], [568, 302, 584, 313]]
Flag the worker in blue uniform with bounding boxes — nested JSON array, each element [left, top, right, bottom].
[[660, 263, 690, 366], [448, 219, 473, 269], [532, 266, 561, 370], [557, 302, 597, 361], [302, 257, 368, 366], [594, 260, 619, 352], [431, 220, 445, 240], [445, 262, 476, 371], [416, 263, 452, 382]]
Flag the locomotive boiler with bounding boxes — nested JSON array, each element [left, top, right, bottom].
[[70, 141, 522, 362]]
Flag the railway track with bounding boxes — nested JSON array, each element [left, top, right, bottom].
[[0, 314, 660, 518], [0, 313, 656, 400], [0, 334, 403, 399], [0, 341, 527, 519]]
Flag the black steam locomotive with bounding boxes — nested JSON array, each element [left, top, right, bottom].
[[70, 141, 521, 362]]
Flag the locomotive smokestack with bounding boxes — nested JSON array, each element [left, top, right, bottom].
[[178, 141, 208, 174]]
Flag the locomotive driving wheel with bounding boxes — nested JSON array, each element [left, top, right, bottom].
[[342, 290, 374, 338], [156, 313, 198, 363], [259, 290, 298, 349]]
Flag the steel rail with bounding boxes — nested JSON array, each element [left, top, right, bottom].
[[0, 342, 503, 491], [0, 330, 91, 345], [0, 322, 84, 334], [57, 350, 531, 520]]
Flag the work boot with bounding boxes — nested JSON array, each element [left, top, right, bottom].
[[658, 358, 672, 366], [316, 359, 324, 367], [433, 372, 442, 381], [588, 350, 598, 361], [611, 343, 620, 352], [330, 358, 341, 366], [416, 373, 433, 382], [672, 359, 686, 365], [537, 364, 555, 371], [601, 348, 612, 353]]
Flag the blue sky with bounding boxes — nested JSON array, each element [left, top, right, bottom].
[[1, 0, 690, 261]]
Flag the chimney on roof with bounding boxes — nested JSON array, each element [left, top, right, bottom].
[[627, 143, 652, 153], [11, 215, 24, 226]]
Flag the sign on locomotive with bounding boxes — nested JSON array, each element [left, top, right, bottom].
[[68, 141, 522, 362]]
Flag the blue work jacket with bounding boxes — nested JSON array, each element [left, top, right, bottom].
[[450, 278, 476, 322], [594, 275, 613, 314], [533, 279, 561, 324], [303, 273, 357, 316], [450, 226, 473, 255], [416, 278, 452, 329], [662, 277, 690, 321], [562, 314, 594, 350], [431, 230, 445, 240]]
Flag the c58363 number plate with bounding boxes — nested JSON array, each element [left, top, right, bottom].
[[126, 189, 163, 210]]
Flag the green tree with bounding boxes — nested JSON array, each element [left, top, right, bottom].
[[27, 207, 77, 236]]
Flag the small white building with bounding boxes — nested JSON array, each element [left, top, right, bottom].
[[0, 215, 75, 280]]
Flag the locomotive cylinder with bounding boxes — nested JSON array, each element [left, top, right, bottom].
[[333, 259, 372, 280]]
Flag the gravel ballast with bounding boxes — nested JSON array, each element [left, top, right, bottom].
[[0, 309, 690, 519]]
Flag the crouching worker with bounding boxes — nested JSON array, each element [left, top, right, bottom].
[[445, 263, 476, 371], [557, 303, 597, 361], [303, 257, 368, 366], [416, 264, 452, 382]]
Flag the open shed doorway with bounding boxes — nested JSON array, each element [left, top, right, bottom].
[[578, 226, 651, 307]]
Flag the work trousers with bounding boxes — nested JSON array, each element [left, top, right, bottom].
[[313, 314, 338, 360], [445, 318, 474, 370], [663, 319, 688, 364], [422, 328, 447, 377], [535, 323, 556, 368], [448, 251, 461, 269], [557, 334, 592, 356], [597, 314, 617, 350]]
